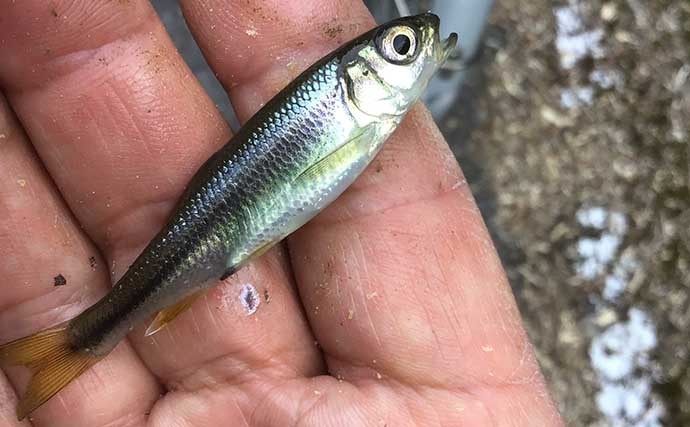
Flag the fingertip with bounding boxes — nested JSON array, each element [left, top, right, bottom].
[[179, 0, 374, 119], [0, 0, 157, 91]]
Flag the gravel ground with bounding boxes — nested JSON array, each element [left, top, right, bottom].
[[446, 1, 690, 424]]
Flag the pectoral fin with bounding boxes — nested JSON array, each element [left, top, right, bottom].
[[294, 125, 376, 184], [145, 291, 203, 337]]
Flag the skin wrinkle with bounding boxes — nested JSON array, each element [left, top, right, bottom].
[[161, 380, 257, 425], [99, 413, 149, 427], [231, 393, 251, 427], [0, 287, 91, 339], [333, 244, 344, 321], [98, 198, 176, 259], [188, 298, 203, 338], [397, 387, 443, 426], [350, 371, 490, 423], [279, 379, 326, 425], [109, 79, 153, 164], [121, 74, 191, 198], [345, 234, 362, 329], [202, 293, 221, 336], [299, 385, 374, 427], [325, 350, 454, 394], [160, 385, 258, 427], [181, 1, 371, 95], [375, 225, 409, 351], [352, 232, 384, 349], [310, 176, 470, 230], [426, 268, 460, 362], [431, 240, 465, 348], [163, 344, 304, 395], [503, 341, 542, 387], [1, 7, 158, 93], [415, 269, 446, 363], [488, 290, 525, 360], [84, 85, 114, 170], [294, 384, 330, 426]]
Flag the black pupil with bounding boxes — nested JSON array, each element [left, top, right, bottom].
[[393, 34, 411, 55]]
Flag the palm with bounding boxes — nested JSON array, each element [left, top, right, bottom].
[[0, 1, 560, 426]]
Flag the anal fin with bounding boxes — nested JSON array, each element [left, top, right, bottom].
[[145, 291, 203, 337]]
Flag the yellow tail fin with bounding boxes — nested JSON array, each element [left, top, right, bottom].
[[0, 325, 101, 420]]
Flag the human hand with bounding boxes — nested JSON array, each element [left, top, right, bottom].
[[0, 1, 562, 425]]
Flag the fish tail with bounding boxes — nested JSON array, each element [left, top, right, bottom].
[[0, 325, 101, 420]]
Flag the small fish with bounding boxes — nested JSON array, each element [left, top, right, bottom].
[[0, 13, 456, 420]]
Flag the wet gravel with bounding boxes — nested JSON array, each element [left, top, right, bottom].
[[445, 1, 690, 424]]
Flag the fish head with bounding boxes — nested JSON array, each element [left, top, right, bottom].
[[342, 13, 458, 120]]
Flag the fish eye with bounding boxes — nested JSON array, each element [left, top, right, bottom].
[[393, 34, 411, 55], [377, 26, 418, 64]]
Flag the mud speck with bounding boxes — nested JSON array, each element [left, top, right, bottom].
[[53, 274, 67, 287], [323, 23, 343, 40], [264, 289, 270, 303], [89, 256, 97, 269], [50, 8, 58, 18], [239, 283, 260, 315]]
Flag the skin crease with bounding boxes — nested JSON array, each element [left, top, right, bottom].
[[0, 0, 563, 426]]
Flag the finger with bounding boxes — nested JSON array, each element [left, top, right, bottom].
[[180, 0, 556, 418], [0, 95, 159, 425], [0, 0, 321, 397], [179, 0, 374, 122]]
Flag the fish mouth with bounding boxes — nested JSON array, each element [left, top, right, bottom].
[[440, 32, 458, 62], [416, 12, 458, 63]]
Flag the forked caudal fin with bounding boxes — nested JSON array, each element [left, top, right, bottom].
[[0, 325, 102, 420]]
